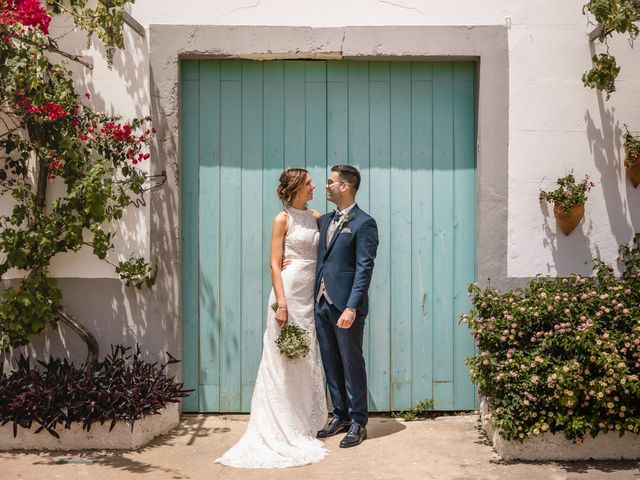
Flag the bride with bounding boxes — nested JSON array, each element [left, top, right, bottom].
[[215, 168, 329, 468]]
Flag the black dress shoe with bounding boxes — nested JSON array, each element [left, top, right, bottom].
[[317, 417, 351, 438], [339, 423, 367, 448]]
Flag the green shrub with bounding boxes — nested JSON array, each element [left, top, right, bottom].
[[464, 236, 640, 441]]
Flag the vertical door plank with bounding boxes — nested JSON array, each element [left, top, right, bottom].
[[453, 62, 477, 409], [432, 62, 455, 409], [389, 62, 412, 410], [368, 61, 391, 411], [305, 62, 327, 212], [240, 61, 264, 410], [180, 60, 200, 412], [262, 62, 285, 334], [198, 60, 221, 412], [326, 61, 348, 216], [327, 60, 348, 214], [410, 62, 434, 407], [284, 62, 305, 169], [348, 62, 370, 213], [219, 60, 243, 412], [346, 61, 372, 376]]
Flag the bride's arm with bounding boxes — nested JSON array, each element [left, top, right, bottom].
[[270, 211, 289, 326]]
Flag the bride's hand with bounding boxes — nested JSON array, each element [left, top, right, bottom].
[[275, 306, 288, 327]]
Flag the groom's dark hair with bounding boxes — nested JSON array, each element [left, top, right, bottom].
[[332, 164, 360, 192]]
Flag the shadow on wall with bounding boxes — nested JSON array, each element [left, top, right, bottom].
[[542, 91, 640, 275], [3, 279, 151, 370], [58, 23, 151, 118], [541, 201, 595, 277], [147, 64, 181, 379], [583, 39, 640, 255], [586, 98, 640, 239]]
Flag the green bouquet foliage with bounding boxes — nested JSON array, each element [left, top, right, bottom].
[[464, 235, 640, 442], [275, 324, 310, 360]]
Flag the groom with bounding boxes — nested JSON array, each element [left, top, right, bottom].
[[315, 164, 379, 448]]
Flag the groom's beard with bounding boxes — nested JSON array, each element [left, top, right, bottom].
[[326, 190, 337, 205]]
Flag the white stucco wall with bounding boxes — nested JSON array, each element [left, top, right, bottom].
[[8, 0, 639, 279]]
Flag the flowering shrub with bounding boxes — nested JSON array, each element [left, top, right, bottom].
[[464, 235, 640, 441], [0, 1, 155, 368], [539, 173, 595, 213]]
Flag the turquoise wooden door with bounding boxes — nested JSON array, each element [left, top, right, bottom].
[[181, 60, 476, 412]]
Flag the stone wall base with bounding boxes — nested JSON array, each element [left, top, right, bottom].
[[480, 397, 640, 461], [0, 403, 179, 451]]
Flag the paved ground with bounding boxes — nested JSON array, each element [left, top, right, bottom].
[[1, 414, 639, 480]]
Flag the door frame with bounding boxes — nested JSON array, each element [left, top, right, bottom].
[[147, 25, 509, 408]]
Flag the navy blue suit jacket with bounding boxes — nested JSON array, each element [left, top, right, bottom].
[[315, 205, 379, 316]]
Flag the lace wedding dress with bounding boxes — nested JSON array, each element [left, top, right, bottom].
[[216, 207, 328, 468]]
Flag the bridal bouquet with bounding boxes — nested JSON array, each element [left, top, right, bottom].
[[271, 303, 310, 359], [275, 324, 310, 360]]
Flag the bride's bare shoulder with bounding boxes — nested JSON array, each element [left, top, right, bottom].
[[274, 210, 289, 221], [273, 210, 289, 232]]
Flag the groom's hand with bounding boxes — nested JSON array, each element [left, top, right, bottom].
[[281, 258, 292, 270], [337, 308, 356, 329]]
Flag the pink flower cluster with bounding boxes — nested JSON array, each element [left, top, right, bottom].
[[0, 0, 51, 35]]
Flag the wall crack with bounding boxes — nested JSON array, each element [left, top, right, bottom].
[[215, 0, 263, 22], [377, 0, 426, 17]]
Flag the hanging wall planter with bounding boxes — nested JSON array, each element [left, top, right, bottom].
[[553, 202, 585, 236], [540, 172, 593, 236], [624, 127, 640, 188]]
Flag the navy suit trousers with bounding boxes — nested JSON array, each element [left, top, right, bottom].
[[315, 298, 368, 426]]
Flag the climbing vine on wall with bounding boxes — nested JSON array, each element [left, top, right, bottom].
[[0, 0, 155, 369], [582, 0, 640, 98]]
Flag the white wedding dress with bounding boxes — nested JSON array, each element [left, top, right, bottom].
[[216, 207, 329, 468]]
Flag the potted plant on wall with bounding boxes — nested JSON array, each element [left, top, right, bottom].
[[539, 172, 594, 236], [624, 126, 640, 187]]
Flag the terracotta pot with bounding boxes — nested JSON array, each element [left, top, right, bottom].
[[625, 155, 640, 188], [553, 202, 584, 236]]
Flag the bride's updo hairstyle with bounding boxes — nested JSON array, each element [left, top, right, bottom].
[[277, 168, 308, 206]]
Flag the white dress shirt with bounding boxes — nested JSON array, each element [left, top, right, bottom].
[[325, 203, 356, 246]]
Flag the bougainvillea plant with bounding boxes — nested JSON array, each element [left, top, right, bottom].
[[0, 0, 156, 369]]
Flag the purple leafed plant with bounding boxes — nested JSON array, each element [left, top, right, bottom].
[[0, 345, 192, 438]]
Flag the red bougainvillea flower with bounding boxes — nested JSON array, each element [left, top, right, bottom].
[[14, 94, 68, 121], [47, 157, 64, 180], [0, 0, 51, 35], [41, 102, 68, 120]]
